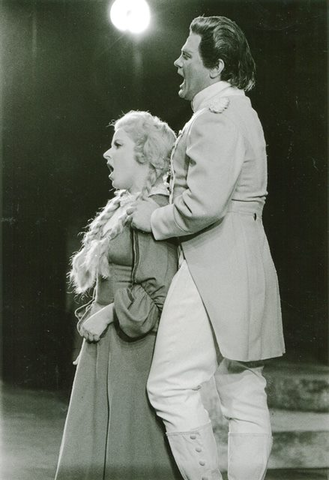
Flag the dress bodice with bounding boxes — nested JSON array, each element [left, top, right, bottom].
[[76, 192, 178, 342], [95, 218, 133, 306], [95, 263, 132, 306]]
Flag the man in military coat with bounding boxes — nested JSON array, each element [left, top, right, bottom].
[[130, 15, 285, 480]]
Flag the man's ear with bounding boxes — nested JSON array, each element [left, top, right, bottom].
[[209, 59, 225, 79]]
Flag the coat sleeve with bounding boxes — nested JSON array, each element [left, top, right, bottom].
[[113, 197, 178, 340], [151, 110, 246, 240]]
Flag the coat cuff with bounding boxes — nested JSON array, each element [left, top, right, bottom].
[[151, 204, 185, 240]]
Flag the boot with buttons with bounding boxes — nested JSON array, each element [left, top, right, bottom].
[[166, 422, 223, 480], [228, 432, 273, 480]]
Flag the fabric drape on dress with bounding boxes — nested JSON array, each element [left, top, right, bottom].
[[55, 194, 181, 480]]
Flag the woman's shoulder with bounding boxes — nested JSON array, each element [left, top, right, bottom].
[[149, 183, 169, 207], [149, 193, 169, 207]]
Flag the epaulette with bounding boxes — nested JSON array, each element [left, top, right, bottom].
[[208, 97, 230, 114]]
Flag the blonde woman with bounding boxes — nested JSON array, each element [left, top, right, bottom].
[[55, 111, 181, 480]]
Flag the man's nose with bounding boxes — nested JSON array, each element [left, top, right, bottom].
[[174, 56, 182, 68]]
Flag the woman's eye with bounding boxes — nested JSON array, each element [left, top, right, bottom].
[[114, 141, 122, 148]]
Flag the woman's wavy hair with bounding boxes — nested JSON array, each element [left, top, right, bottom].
[[70, 111, 176, 293], [190, 16, 256, 91]]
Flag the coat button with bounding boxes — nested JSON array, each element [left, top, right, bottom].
[[190, 434, 197, 440], [199, 460, 206, 466], [195, 447, 202, 452]]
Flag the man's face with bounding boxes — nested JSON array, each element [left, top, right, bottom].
[[174, 33, 212, 101]]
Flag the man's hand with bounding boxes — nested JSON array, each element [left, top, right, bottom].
[[80, 304, 114, 342], [127, 198, 159, 233]]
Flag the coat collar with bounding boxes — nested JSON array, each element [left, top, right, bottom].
[[191, 81, 245, 113]]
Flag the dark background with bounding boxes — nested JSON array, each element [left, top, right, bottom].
[[0, 0, 327, 390]]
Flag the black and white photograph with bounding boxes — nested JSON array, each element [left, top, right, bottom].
[[0, 1, 328, 479]]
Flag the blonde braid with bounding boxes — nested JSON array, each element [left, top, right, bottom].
[[140, 167, 159, 200], [70, 192, 124, 293], [83, 194, 122, 246], [72, 167, 160, 293], [70, 111, 176, 295]]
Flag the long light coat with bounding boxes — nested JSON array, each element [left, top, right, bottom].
[[151, 82, 285, 361]]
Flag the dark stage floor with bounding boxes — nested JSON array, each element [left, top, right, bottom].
[[0, 382, 328, 480]]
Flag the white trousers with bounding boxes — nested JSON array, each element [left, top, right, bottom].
[[147, 260, 272, 436]]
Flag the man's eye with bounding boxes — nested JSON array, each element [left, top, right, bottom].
[[114, 141, 122, 148]]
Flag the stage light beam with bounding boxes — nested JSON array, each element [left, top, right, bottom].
[[110, 0, 151, 34]]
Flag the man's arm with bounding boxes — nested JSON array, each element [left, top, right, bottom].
[[151, 111, 245, 240], [130, 110, 245, 239]]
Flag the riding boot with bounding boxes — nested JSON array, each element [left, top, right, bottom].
[[167, 422, 223, 480], [228, 432, 273, 480]]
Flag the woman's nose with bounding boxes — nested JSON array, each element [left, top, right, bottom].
[[103, 148, 111, 160], [103, 149, 113, 170]]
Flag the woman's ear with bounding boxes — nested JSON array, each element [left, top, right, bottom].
[[137, 152, 148, 165], [209, 59, 225, 80]]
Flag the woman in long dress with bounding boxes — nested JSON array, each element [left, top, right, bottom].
[[55, 111, 181, 480]]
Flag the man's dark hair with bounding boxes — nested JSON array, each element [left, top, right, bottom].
[[190, 16, 256, 91]]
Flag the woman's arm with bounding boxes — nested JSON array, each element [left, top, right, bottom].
[[114, 197, 178, 340]]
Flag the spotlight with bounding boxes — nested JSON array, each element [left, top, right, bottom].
[[109, 0, 151, 34]]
